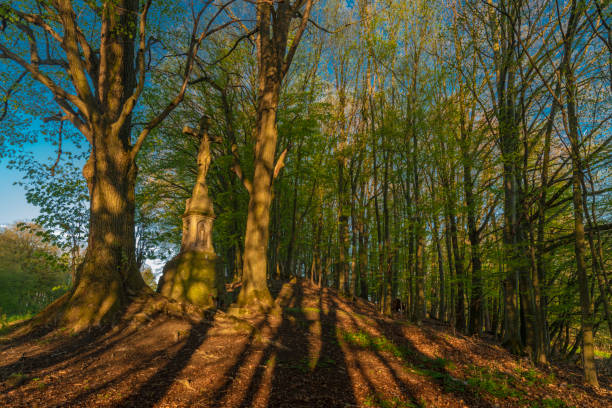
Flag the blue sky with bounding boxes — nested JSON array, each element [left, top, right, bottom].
[[0, 126, 84, 226], [0, 142, 56, 226], [0, 168, 39, 226]]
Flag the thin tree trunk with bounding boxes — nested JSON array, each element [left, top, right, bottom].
[[433, 215, 446, 321], [567, 65, 599, 388], [285, 142, 303, 279], [444, 215, 455, 327], [562, 0, 598, 386]]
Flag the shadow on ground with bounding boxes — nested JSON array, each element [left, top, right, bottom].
[[1, 280, 610, 407]]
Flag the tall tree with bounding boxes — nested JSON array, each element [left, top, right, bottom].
[[0, 0, 228, 329], [234, 0, 315, 308]]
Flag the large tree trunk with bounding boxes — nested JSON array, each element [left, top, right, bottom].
[[501, 160, 521, 353], [236, 92, 277, 308], [337, 158, 349, 294], [566, 59, 599, 389], [383, 147, 394, 316], [350, 172, 359, 297], [37, 0, 147, 330], [499, 96, 522, 354], [358, 206, 369, 299], [235, 0, 313, 309], [44, 126, 146, 330], [6, 0, 209, 330], [445, 187, 465, 332], [444, 214, 455, 326], [570, 152, 598, 387]]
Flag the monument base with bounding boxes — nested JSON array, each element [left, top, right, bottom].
[[157, 250, 222, 309]]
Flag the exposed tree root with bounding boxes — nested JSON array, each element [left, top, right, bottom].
[[7, 286, 215, 341]]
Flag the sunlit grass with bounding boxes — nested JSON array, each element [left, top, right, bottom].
[[466, 365, 522, 398], [339, 328, 464, 393], [284, 306, 321, 315], [364, 392, 424, 408], [529, 398, 573, 408]]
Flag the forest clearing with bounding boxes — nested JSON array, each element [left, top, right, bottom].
[[0, 0, 610, 406]]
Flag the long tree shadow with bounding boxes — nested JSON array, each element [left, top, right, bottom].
[[364, 309, 496, 407], [333, 296, 424, 407], [205, 310, 276, 406], [203, 281, 359, 408], [0, 292, 215, 408], [115, 320, 212, 408], [221, 285, 301, 407], [264, 283, 357, 408], [0, 296, 161, 388], [203, 280, 299, 407]]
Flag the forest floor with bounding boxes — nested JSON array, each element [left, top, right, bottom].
[[0, 280, 610, 408]]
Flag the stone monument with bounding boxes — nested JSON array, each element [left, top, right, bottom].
[[157, 116, 222, 308]]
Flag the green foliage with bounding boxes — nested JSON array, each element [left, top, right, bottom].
[[13, 154, 88, 252], [0, 224, 71, 318]]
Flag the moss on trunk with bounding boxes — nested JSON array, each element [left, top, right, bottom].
[[157, 251, 222, 309]]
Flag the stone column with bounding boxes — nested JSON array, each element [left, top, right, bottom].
[[158, 116, 223, 308]]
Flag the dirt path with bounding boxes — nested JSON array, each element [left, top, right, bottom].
[[1, 281, 610, 407]]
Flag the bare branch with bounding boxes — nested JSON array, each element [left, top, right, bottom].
[[0, 43, 89, 115], [281, 0, 314, 78], [273, 145, 290, 179], [130, 1, 241, 160], [231, 142, 252, 194]]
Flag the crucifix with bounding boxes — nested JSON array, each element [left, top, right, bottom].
[[180, 115, 215, 253]]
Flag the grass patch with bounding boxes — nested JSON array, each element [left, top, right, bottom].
[[515, 367, 555, 386], [340, 329, 462, 392], [31, 377, 47, 390], [6, 372, 29, 387], [529, 398, 573, 408], [409, 366, 466, 393], [340, 329, 454, 368], [284, 306, 321, 315], [466, 366, 522, 399], [364, 392, 423, 408], [340, 329, 406, 357], [290, 355, 337, 372]]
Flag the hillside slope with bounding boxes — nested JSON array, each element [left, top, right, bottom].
[[1, 280, 610, 407]]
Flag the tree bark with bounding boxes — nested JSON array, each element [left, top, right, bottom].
[[432, 215, 445, 322], [562, 0, 598, 386], [236, 92, 277, 308], [464, 156, 482, 336], [236, 0, 314, 309]]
